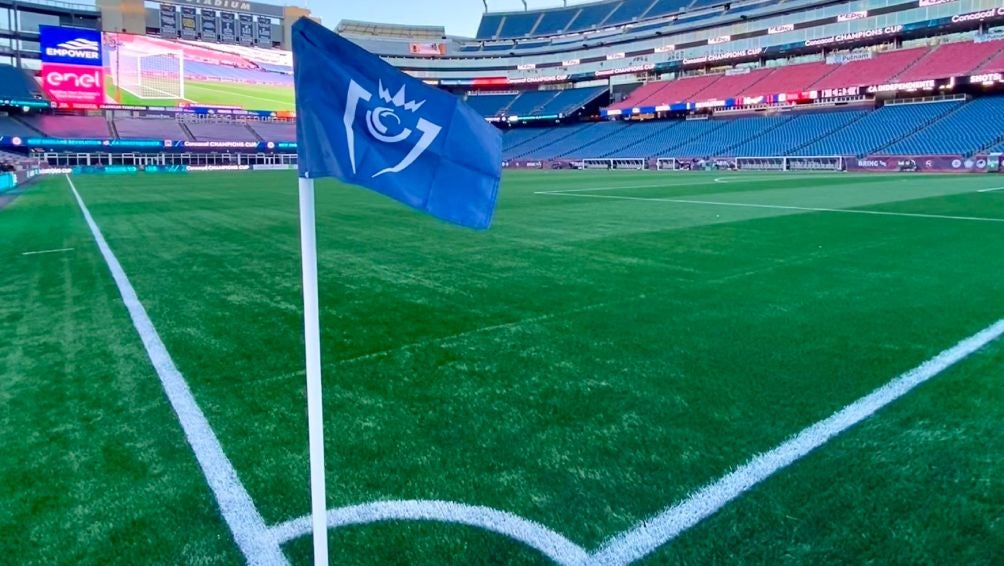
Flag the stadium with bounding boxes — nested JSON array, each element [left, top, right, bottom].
[[1, 0, 1003, 563]]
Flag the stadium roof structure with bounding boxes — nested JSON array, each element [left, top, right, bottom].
[[336, 19, 446, 40]]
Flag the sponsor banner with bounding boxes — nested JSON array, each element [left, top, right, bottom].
[[768, 24, 794, 34], [202, 9, 218, 38], [252, 164, 296, 171], [257, 16, 272, 45], [683, 48, 763, 65], [950, 7, 1004, 24], [866, 79, 938, 93], [40, 63, 104, 106], [846, 155, 988, 172], [837, 10, 868, 22], [827, 51, 873, 64], [187, 165, 252, 171], [606, 53, 625, 61], [73, 165, 140, 175], [817, 86, 861, 98], [220, 12, 237, 43], [708, 35, 731, 45], [0, 136, 297, 153], [180, 6, 199, 40], [238, 14, 255, 45], [160, 4, 179, 37], [969, 72, 1004, 85], [143, 165, 188, 173], [919, 0, 956, 5], [508, 74, 568, 84], [516, 62, 536, 70], [594, 63, 654, 78], [39, 25, 103, 67], [562, 58, 580, 66], [805, 25, 904, 47], [655, 45, 675, 53]]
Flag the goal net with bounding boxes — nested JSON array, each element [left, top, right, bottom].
[[735, 156, 844, 171], [656, 158, 681, 171], [112, 48, 185, 100]]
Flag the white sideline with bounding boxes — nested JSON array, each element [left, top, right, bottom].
[[271, 316, 1004, 564], [21, 247, 74, 256], [591, 317, 1004, 564], [977, 186, 1004, 193], [267, 500, 590, 565], [537, 191, 1004, 223], [66, 176, 288, 566]]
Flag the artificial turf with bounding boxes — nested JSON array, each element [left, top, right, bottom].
[[105, 78, 294, 112], [1, 170, 1002, 564]]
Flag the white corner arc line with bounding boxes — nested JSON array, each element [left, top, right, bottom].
[[538, 191, 1004, 223], [66, 176, 288, 566], [21, 247, 75, 256], [268, 316, 1003, 564], [267, 500, 590, 565], [591, 317, 1004, 565]]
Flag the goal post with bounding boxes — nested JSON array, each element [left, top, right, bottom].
[[112, 48, 186, 101], [735, 156, 844, 171], [656, 157, 680, 171]]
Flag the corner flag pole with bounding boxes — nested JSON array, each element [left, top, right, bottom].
[[298, 176, 329, 565]]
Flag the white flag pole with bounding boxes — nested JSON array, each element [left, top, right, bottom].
[[298, 176, 329, 565]]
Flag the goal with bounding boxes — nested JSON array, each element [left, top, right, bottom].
[[580, 158, 647, 170], [656, 158, 681, 171], [735, 156, 844, 171], [111, 48, 186, 100]]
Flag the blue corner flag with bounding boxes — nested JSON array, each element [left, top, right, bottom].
[[292, 18, 503, 230]]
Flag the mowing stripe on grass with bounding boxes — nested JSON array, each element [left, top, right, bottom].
[[267, 500, 590, 565], [269, 315, 1004, 564], [66, 176, 288, 566], [537, 191, 1004, 223], [21, 247, 74, 256], [591, 317, 1004, 565]]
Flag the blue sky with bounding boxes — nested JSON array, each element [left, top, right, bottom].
[[307, 0, 594, 38]]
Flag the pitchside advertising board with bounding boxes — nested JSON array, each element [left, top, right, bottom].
[[39, 26, 105, 109]]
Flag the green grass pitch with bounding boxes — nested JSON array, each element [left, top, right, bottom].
[[1, 170, 1002, 563], [105, 77, 294, 111]]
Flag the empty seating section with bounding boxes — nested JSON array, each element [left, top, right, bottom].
[[610, 82, 672, 110], [0, 116, 41, 137], [498, 13, 540, 38], [185, 121, 257, 142], [646, 0, 691, 18], [758, 62, 835, 94], [607, 119, 724, 157], [812, 47, 928, 90], [534, 7, 579, 35], [24, 116, 109, 138], [656, 74, 723, 103], [521, 122, 622, 158], [466, 94, 518, 117], [476, 14, 503, 38], [114, 117, 188, 139], [881, 97, 1004, 155], [696, 69, 771, 100], [571, 3, 616, 31], [535, 87, 606, 117], [975, 45, 1004, 72], [506, 90, 560, 116], [503, 123, 593, 159], [605, 0, 658, 25], [503, 128, 554, 155], [729, 110, 867, 156], [0, 64, 43, 100], [796, 101, 960, 156], [249, 121, 296, 141], [583, 119, 679, 157], [672, 115, 792, 157], [896, 41, 1004, 82]]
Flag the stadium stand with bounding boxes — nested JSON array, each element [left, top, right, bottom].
[[975, 45, 1004, 73], [606, 119, 725, 157], [0, 115, 41, 137], [535, 86, 607, 117], [695, 68, 772, 101], [22, 116, 110, 139], [0, 64, 44, 101], [185, 120, 259, 142], [756, 61, 836, 95], [466, 93, 519, 117], [794, 100, 961, 156], [505, 90, 562, 117], [728, 110, 869, 157], [521, 121, 624, 158], [879, 96, 1004, 155], [248, 121, 296, 141], [671, 115, 792, 157], [896, 40, 1004, 82], [114, 116, 190, 140], [503, 122, 595, 159], [811, 47, 929, 90]]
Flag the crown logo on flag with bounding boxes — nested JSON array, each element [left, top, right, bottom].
[[377, 80, 425, 112]]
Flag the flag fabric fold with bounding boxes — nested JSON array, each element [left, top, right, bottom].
[[292, 18, 502, 230]]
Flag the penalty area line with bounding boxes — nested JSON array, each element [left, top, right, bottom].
[[21, 247, 74, 256], [66, 175, 288, 565]]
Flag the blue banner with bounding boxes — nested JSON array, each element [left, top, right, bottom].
[[39, 25, 102, 67]]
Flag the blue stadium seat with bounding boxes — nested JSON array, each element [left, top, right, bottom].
[[534, 87, 607, 117], [498, 13, 540, 38], [728, 110, 868, 157], [880, 96, 1004, 156], [671, 115, 794, 157], [503, 123, 595, 160], [0, 64, 45, 101], [533, 7, 579, 36], [505, 90, 562, 117], [476, 14, 504, 38], [605, 0, 660, 25], [797, 101, 961, 157], [521, 121, 624, 158], [569, 3, 618, 31], [606, 119, 726, 158], [646, 0, 691, 18], [465, 93, 518, 117]]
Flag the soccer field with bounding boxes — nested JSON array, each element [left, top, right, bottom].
[[105, 78, 294, 112], [2, 170, 1003, 564]]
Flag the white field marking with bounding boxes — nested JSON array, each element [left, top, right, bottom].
[[591, 317, 1004, 565], [977, 186, 1004, 193], [538, 191, 1004, 224], [267, 500, 591, 565], [713, 174, 849, 184], [66, 176, 288, 566], [21, 247, 74, 256], [270, 317, 1004, 564]]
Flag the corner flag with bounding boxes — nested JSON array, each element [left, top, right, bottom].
[[290, 17, 503, 565], [293, 17, 503, 230]]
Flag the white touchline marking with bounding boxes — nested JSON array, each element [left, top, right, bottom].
[[66, 176, 288, 566], [591, 317, 1004, 564], [270, 316, 1004, 564], [538, 191, 1004, 223], [21, 247, 74, 256], [267, 500, 590, 565], [977, 186, 1004, 193]]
